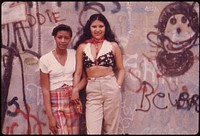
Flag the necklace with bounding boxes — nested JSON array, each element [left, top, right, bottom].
[[94, 43, 100, 65], [55, 49, 61, 62]]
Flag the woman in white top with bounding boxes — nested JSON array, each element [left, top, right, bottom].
[[39, 24, 87, 135]]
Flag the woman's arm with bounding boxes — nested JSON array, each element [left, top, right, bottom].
[[40, 71, 57, 134], [40, 71, 53, 117], [113, 42, 125, 87], [73, 44, 84, 86], [72, 70, 87, 97], [72, 44, 87, 100]]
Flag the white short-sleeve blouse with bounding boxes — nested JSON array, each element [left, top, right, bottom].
[[39, 49, 76, 90]]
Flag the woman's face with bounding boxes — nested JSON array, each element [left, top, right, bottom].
[[90, 19, 105, 40], [54, 30, 71, 50]]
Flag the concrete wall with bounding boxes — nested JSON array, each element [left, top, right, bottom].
[[1, 1, 199, 134]]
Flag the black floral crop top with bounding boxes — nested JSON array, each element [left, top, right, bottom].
[[83, 40, 115, 69]]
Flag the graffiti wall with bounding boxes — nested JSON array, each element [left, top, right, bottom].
[[1, 1, 199, 135]]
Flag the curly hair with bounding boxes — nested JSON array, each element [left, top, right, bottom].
[[52, 24, 73, 37]]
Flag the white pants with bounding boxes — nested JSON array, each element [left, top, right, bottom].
[[85, 75, 122, 134]]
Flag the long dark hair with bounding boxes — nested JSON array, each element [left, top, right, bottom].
[[74, 13, 118, 49]]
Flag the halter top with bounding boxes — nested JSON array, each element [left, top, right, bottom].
[[83, 40, 115, 69]]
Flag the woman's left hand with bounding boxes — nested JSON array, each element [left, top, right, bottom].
[[71, 87, 79, 100], [71, 86, 83, 114]]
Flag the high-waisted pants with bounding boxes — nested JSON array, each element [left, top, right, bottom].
[[85, 75, 122, 134], [50, 85, 80, 134]]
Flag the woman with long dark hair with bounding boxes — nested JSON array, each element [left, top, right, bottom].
[[73, 13, 125, 134]]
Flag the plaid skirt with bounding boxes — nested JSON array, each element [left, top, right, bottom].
[[50, 85, 80, 134]]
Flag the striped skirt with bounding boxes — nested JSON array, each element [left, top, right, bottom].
[[50, 85, 80, 134]]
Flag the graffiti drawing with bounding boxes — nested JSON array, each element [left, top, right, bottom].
[[147, 2, 199, 77]]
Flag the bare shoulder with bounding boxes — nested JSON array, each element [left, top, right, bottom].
[[77, 43, 87, 51], [110, 41, 118, 47], [110, 42, 120, 51]]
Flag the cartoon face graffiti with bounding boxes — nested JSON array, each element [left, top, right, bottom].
[[147, 2, 199, 77], [165, 14, 195, 51]]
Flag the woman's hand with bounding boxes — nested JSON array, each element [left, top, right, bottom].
[[71, 87, 83, 114], [71, 87, 79, 100], [48, 116, 58, 134]]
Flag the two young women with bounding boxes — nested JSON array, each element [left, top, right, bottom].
[[39, 13, 124, 135]]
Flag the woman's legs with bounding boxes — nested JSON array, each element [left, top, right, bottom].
[[50, 85, 80, 134], [101, 76, 122, 134], [86, 76, 122, 134]]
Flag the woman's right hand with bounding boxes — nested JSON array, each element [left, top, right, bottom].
[[48, 116, 58, 134], [71, 87, 79, 100]]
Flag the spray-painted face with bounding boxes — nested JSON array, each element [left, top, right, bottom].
[[147, 2, 199, 77], [164, 14, 196, 52], [157, 2, 198, 53]]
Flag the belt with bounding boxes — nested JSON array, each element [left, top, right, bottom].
[[87, 74, 115, 81]]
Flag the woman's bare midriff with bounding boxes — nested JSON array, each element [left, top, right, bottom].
[[86, 66, 114, 78]]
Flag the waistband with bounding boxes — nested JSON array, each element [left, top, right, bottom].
[[51, 84, 72, 92], [87, 74, 115, 81]]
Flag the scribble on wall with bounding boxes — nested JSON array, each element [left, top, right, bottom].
[[1, 43, 15, 131], [5, 96, 46, 134], [147, 2, 199, 77]]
